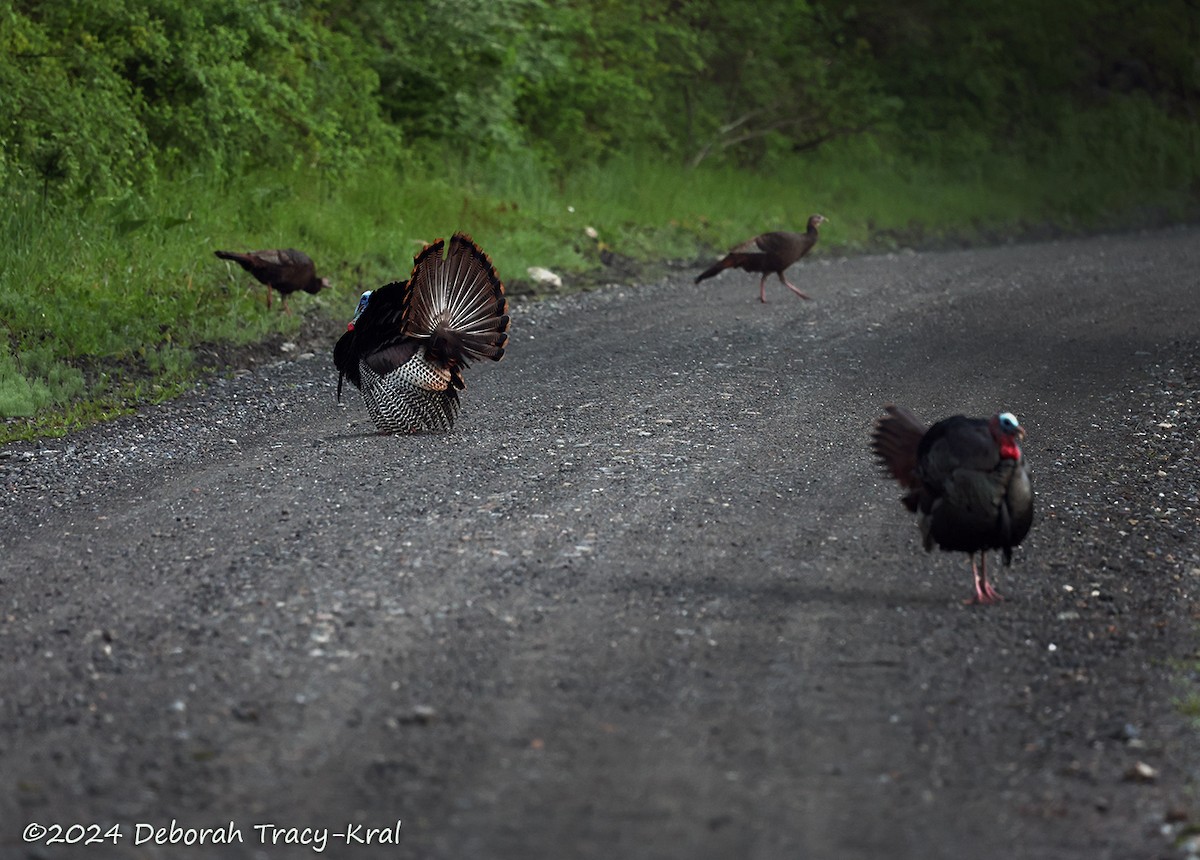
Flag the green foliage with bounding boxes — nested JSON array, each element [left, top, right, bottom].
[[0, 347, 52, 418], [0, 0, 396, 199], [0, 1, 154, 196], [3, 0, 1196, 183], [832, 0, 1200, 164], [1, 0, 1197, 437], [669, 1, 900, 167]]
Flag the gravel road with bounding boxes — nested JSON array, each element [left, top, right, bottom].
[[2, 226, 1199, 859]]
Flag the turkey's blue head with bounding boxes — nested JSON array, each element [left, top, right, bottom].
[[992, 411, 1025, 459], [347, 290, 372, 331]]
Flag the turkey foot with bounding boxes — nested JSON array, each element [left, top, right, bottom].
[[965, 554, 1004, 605]]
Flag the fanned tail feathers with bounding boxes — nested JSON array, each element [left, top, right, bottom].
[[871, 405, 928, 512], [407, 233, 510, 364], [334, 232, 508, 434]]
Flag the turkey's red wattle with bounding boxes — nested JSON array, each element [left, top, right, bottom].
[[998, 437, 1022, 461]]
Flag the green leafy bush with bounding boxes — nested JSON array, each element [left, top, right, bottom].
[[0, 0, 1196, 437]]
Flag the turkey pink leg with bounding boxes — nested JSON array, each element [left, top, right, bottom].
[[781, 275, 811, 300], [759, 275, 769, 303], [966, 553, 1003, 605]]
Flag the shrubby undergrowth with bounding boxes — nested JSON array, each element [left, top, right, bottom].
[[1, 0, 1196, 436]]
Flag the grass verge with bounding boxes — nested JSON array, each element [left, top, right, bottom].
[[2, 126, 1197, 442]]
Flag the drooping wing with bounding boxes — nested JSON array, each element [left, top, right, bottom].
[[917, 416, 1001, 485], [916, 415, 1016, 553], [333, 280, 415, 391]]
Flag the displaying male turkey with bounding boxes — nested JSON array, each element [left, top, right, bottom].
[[871, 405, 1033, 605], [333, 232, 509, 434], [214, 247, 330, 312], [695, 214, 827, 303]]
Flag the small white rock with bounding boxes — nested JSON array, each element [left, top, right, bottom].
[[1125, 761, 1158, 782], [527, 266, 563, 289]]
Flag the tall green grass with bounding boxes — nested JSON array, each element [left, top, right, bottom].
[[2, 119, 1196, 440]]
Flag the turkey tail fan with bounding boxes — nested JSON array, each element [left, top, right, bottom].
[[871, 405, 928, 508], [406, 233, 510, 365]]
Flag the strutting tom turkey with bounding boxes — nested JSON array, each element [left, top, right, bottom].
[[695, 214, 826, 303], [333, 233, 509, 434], [871, 405, 1034, 604], [214, 248, 330, 312]]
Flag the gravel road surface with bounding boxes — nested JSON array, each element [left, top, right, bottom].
[[2, 226, 1199, 859]]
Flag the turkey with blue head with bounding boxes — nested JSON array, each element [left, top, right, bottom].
[[333, 233, 509, 434], [871, 405, 1034, 605]]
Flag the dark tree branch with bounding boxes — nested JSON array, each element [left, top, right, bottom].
[[690, 110, 840, 168]]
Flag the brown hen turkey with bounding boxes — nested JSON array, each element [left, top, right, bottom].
[[215, 248, 330, 312], [695, 214, 826, 303]]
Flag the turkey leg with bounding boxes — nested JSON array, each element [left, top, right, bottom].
[[778, 272, 811, 301], [966, 553, 1003, 605]]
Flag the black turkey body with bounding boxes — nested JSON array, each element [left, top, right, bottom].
[[333, 233, 509, 434], [871, 405, 1034, 604]]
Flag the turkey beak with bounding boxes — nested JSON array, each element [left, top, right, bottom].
[[1016, 426, 1026, 441]]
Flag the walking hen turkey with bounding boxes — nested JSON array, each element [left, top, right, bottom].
[[214, 248, 330, 312], [871, 405, 1034, 605], [695, 214, 826, 303], [333, 233, 509, 434]]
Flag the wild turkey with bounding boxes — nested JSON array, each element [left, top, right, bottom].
[[695, 214, 827, 303], [333, 233, 509, 434], [214, 248, 330, 312], [871, 405, 1034, 605]]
